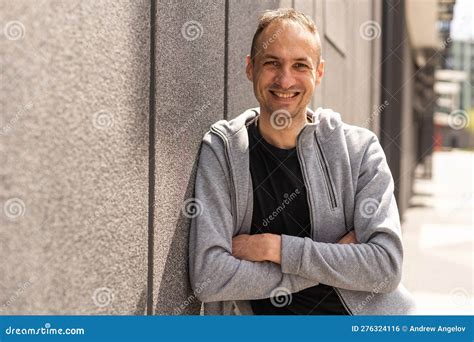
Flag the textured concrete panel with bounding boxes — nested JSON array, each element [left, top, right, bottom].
[[369, 0, 383, 136], [343, 0, 373, 126], [153, 0, 226, 315], [321, 0, 382, 126], [279, 0, 293, 8], [324, 0, 347, 54], [0, 1, 150, 314], [322, 40, 347, 115], [227, 0, 280, 118]]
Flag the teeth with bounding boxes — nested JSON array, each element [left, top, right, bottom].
[[273, 91, 297, 98]]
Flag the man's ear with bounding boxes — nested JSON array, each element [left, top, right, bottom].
[[245, 55, 253, 82], [316, 59, 325, 86]]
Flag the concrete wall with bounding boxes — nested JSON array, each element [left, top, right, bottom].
[[0, 0, 384, 314], [152, 0, 225, 315], [0, 1, 150, 314]]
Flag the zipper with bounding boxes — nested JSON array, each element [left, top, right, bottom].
[[299, 126, 352, 314], [209, 126, 238, 230], [334, 287, 354, 315], [296, 125, 315, 241], [315, 134, 338, 209]]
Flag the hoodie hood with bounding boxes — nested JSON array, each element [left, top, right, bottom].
[[207, 106, 344, 235], [210, 107, 343, 143]]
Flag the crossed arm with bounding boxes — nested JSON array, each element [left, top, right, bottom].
[[232, 230, 358, 264]]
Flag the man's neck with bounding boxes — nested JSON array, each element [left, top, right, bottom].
[[257, 110, 309, 149]]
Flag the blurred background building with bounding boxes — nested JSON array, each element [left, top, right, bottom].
[[1, 0, 472, 315]]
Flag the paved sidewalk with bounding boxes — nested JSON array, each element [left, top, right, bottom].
[[401, 150, 473, 314]]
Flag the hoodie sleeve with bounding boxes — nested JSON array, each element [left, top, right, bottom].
[[280, 133, 403, 293], [189, 140, 318, 303]]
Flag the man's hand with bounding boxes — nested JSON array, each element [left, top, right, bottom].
[[337, 230, 358, 244], [232, 233, 278, 262], [232, 230, 358, 264], [231, 234, 282, 264]]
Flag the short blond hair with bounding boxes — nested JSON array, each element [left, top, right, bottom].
[[250, 8, 322, 64]]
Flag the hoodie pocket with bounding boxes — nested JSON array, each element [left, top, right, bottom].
[[315, 136, 338, 210]]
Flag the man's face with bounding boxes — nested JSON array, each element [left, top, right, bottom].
[[246, 20, 324, 117]]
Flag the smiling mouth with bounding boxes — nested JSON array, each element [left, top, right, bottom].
[[269, 90, 300, 99]]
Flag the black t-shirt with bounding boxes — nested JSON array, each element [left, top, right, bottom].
[[247, 118, 349, 315]]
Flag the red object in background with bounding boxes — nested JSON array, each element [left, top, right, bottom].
[[434, 124, 442, 151]]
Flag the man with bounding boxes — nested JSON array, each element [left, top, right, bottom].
[[189, 8, 416, 315]]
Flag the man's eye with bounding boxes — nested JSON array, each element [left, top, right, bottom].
[[264, 61, 279, 67], [295, 63, 309, 69]]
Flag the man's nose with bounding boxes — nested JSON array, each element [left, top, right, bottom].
[[274, 66, 296, 90]]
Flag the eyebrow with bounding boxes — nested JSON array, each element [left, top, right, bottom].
[[262, 54, 311, 62]]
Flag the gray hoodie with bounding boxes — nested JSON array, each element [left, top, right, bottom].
[[189, 107, 417, 315]]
